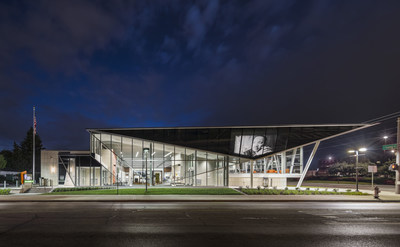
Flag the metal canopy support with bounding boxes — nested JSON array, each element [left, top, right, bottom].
[[281, 152, 286, 174], [59, 156, 76, 186], [300, 147, 304, 174], [296, 141, 320, 188], [266, 158, 272, 171], [250, 160, 254, 188], [290, 148, 297, 174]]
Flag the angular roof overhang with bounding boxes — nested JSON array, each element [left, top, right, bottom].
[[87, 123, 376, 160]]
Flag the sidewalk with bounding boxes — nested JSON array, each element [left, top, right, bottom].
[[1, 192, 400, 202]]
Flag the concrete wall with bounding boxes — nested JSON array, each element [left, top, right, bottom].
[[41, 150, 91, 187], [40, 150, 59, 185]]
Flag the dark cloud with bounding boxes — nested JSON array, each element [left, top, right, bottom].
[[0, 0, 399, 151]]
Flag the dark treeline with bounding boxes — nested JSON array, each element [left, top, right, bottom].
[[0, 127, 43, 173]]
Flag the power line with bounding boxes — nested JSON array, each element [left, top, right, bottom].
[[363, 110, 400, 124]]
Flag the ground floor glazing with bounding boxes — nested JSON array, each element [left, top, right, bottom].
[[86, 132, 304, 188]]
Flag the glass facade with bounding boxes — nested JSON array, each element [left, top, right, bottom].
[[90, 131, 233, 187], [94, 125, 363, 159], [83, 125, 367, 188]]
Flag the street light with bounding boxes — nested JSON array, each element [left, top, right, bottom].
[[348, 148, 367, 192], [143, 148, 150, 192]]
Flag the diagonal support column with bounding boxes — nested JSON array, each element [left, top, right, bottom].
[[296, 141, 320, 188], [289, 148, 297, 174]]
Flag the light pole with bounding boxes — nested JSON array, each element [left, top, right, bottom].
[[348, 148, 367, 192], [143, 148, 149, 192]]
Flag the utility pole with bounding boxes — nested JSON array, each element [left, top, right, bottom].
[[33, 106, 36, 184], [396, 117, 400, 194]]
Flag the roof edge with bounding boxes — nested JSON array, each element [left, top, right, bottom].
[[87, 123, 374, 132]]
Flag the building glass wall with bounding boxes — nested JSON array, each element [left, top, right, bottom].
[[95, 125, 362, 159], [89, 131, 236, 187]]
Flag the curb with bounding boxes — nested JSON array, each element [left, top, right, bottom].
[[1, 199, 399, 203]]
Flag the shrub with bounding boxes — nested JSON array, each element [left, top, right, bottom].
[[240, 188, 369, 196], [0, 188, 11, 195], [272, 189, 280, 195], [52, 187, 111, 193]]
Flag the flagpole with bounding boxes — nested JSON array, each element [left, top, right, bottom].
[[33, 106, 35, 184]]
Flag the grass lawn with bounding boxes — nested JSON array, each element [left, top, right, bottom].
[[48, 187, 242, 195], [303, 180, 371, 185], [242, 188, 369, 196]]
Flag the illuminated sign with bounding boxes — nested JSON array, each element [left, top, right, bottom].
[[24, 174, 33, 183]]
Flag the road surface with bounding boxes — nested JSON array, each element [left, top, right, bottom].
[[1, 201, 400, 246]]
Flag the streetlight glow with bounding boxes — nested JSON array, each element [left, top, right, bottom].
[[383, 136, 388, 139], [348, 147, 367, 192]]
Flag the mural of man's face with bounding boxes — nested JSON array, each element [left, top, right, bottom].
[[252, 136, 265, 151]]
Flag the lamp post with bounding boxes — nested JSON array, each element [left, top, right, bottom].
[[348, 148, 367, 192], [143, 148, 149, 192]]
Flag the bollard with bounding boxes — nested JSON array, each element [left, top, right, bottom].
[[3, 181, 6, 188], [374, 186, 381, 199], [16, 181, 18, 188]]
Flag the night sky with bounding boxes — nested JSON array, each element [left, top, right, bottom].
[[1, 0, 399, 159]]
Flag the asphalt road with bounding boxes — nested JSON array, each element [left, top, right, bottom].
[[1, 202, 400, 247]]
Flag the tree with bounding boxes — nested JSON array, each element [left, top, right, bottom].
[[0, 128, 43, 172], [18, 127, 43, 172], [0, 155, 6, 169], [377, 159, 396, 178], [328, 161, 373, 177]]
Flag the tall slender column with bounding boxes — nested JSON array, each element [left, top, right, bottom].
[[396, 117, 400, 194], [250, 160, 254, 188]]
